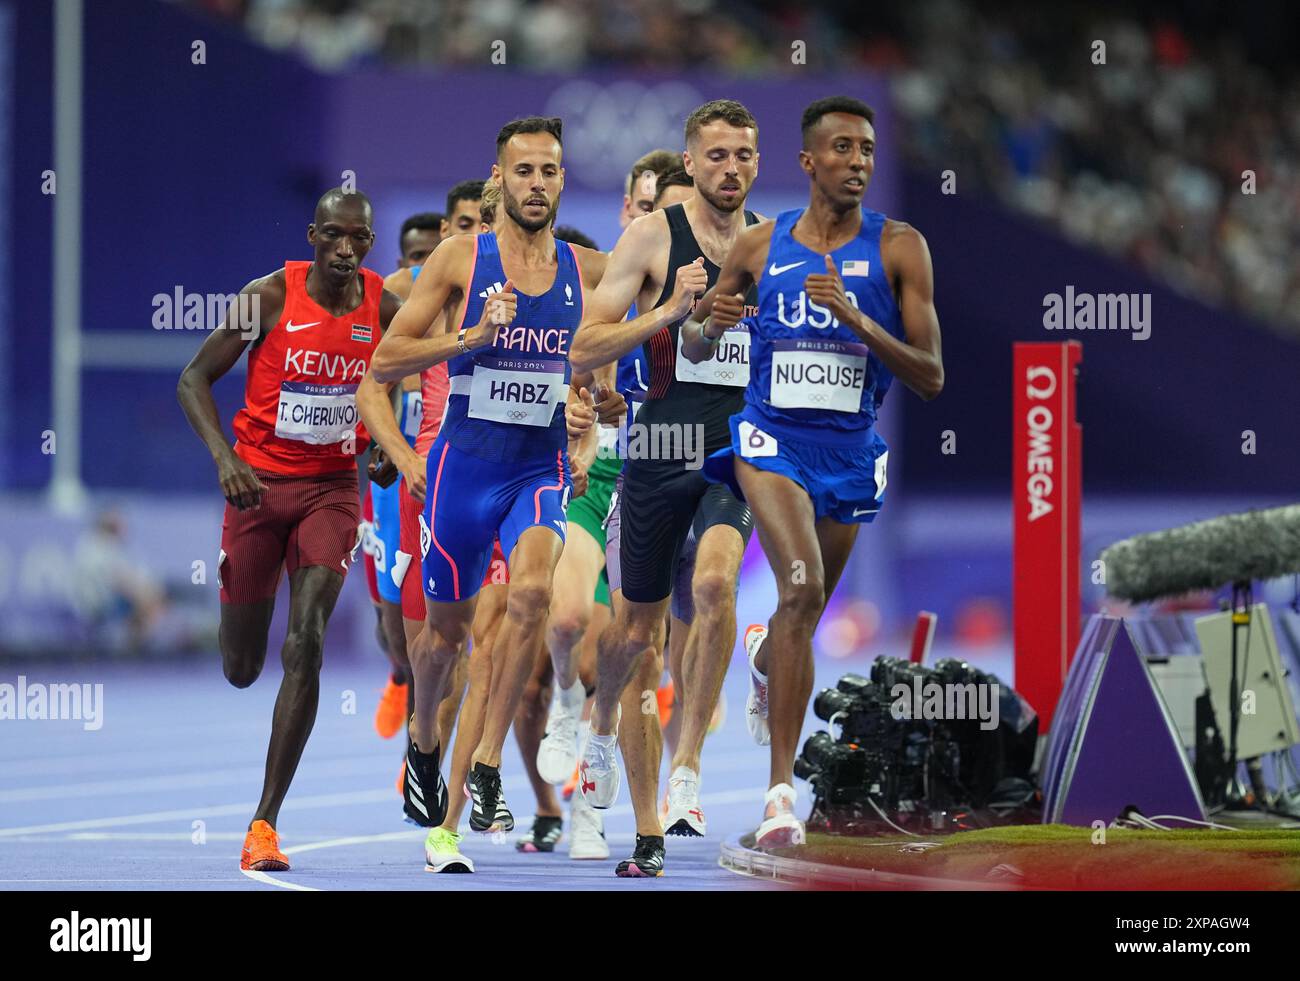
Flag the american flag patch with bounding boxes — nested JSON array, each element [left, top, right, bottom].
[[841, 259, 870, 277], [351, 323, 372, 343]]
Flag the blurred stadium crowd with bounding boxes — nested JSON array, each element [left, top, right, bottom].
[[179, 0, 1299, 335]]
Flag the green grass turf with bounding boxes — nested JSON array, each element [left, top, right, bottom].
[[764, 824, 1300, 889]]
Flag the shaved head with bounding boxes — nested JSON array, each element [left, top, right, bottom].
[[314, 187, 373, 225]]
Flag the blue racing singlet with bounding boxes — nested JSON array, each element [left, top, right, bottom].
[[616, 300, 650, 421], [440, 232, 584, 463], [748, 207, 903, 446]]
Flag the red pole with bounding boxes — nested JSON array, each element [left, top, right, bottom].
[[1012, 342, 1082, 732]]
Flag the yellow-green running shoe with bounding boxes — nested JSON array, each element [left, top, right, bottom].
[[424, 827, 474, 873]]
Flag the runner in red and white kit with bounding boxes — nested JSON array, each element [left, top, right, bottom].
[[177, 188, 402, 872]]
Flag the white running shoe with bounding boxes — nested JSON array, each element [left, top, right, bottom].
[[536, 680, 583, 785], [663, 765, 706, 837], [568, 785, 610, 860], [744, 624, 771, 746], [579, 705, 621, 809], [755, 783, 805, 849]]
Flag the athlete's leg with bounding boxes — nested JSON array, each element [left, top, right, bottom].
[[662, 614, 687, 756], [577, 598, 608, 690], [537, 524, 605, 783], [515, 638, 561, 819], [472, 526, 564, 767], [617, 637, 666, 837], [672, 523, 745, 774], [408, 597, 476, 751], [440, 583, 507, 831], [592, 596, 668, 735], [219, 600, 276, 689], [545, 525, 605, 689], [436, 647, 468, 750], [734, 458, 858, 788], [251, 564, 345, 827], [379, 601, 410, 683]]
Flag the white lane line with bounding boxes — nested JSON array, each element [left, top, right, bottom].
[[0, 787, 395, 838], [0, 757, 398, 803], [239, 869, 318, 892]]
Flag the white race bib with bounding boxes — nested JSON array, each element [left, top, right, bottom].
[[400, 391, 424, 441], [275, 381, 360, 444], [737, 420, 778, 458], [676, 322, 750, 387], [769, 339, 869, 413], [467, 356, 566, 427]]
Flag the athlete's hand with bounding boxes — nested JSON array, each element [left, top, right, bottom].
[[217, 451, 269, 512], [566, 386, 597, 439], [367, 444, 399, 489], [704, 292, 746, 339], [804, 255, 857, 326], [570, 459, 589, 500], [592, 384, 627, 426], [467, 279, 516, 350], [668, 257, 709, 320], [396, 447, 427, 503]]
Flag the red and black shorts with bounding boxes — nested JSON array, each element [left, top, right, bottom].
[[218, 468, 361, 604], [397, 475, 508, 620]]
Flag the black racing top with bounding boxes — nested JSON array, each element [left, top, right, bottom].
[[637, 202, 760, 457]]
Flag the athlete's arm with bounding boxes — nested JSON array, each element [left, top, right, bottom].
[[809, 222, 944, 401], [176, 271, 284, 510], [370, 235, 513, 383], [566, 385, 598, 499], [569, 213, 704, 374], [361, 289, 406, 492], [383, 267, 414, 301], [680, 221, 769, 362]]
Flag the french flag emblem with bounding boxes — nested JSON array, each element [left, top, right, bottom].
[[841, 259, 870, 277], [351, 323, 372, 343]]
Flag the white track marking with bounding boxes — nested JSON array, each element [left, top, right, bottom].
[[0, 787, 395, 838], [239, 869, 318, 891]]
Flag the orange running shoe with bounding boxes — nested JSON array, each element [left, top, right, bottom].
[[656, 681, 675, 729], [561, 760, 581, 801], [397, 760, 406, 797], [240, 820, 290, 872], [375, 677, 409, 739]]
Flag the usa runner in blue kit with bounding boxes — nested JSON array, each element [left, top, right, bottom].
[[683, 96, 944, 849], [369, 116, 613, 868]]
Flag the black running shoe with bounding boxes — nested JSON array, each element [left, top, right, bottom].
[[402, 740, 448, 828], [615, 834, 665, 878], [467, 762, 514, 833], [515, 815, 563, 853]]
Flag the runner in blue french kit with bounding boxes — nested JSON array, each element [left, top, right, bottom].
[[681, 96, 945, 848]]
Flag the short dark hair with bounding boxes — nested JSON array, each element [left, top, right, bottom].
[[314, 187, 372, 225], [496, 116, 563, 159], [399, 212, 442, 248], [553, 225, 597, 251], [653, 167, 693, 205], [801, 97, 875, 148], [626, 149, 682, 195], [445, 180, 485, 218], [684, 99, 758, 147]]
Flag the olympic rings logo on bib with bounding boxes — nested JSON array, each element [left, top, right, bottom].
[[675, 322, 750, 388]]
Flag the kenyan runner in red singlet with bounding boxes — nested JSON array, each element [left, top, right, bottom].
[[177, 189, 402, 873]]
